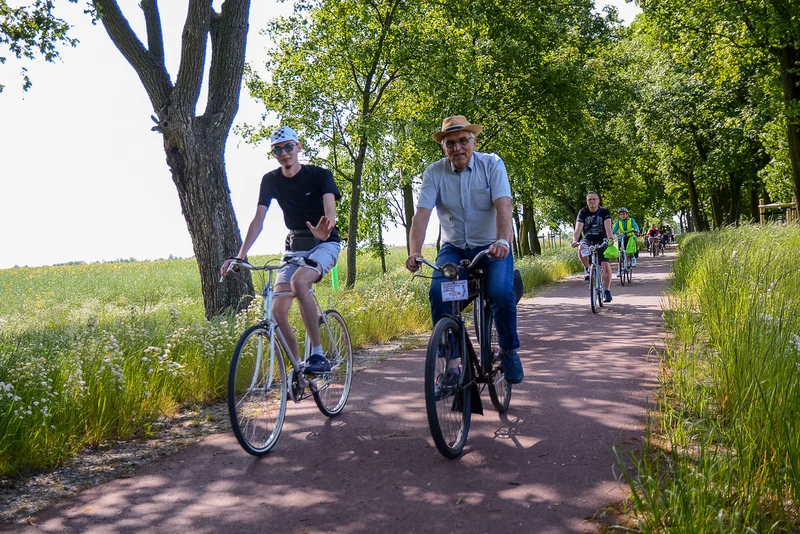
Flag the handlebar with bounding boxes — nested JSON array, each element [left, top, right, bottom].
[[219, 253, 318, 282], [414, 248, 492, 279]]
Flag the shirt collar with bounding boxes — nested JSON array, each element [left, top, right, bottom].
[[449, 154, 475, 173]]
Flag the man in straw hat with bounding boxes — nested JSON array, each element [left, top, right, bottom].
[[405, 115, 523, 385]]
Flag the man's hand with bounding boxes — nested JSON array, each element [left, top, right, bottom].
[[488, 241, 509, 259], [406, 254, 423, 272], [571, 240, 579, 248], [220, 258, 241, 278], [306, 215, 334, 240]]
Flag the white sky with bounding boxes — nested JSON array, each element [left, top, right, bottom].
[[0, 0, 640, 269]]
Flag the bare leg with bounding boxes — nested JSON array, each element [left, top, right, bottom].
[[271, 284, 300, 360], [602, 262, 612, 290], [291, 268, 323, 349]]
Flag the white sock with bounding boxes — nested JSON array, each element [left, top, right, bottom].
[[312, 344, 323, 355]]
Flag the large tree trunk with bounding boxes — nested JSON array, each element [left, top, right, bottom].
[[525, 203, 541, 255], [164, 124, 253, 317], [512, 206, 522, 258], [775, 45, 800, 203], [402, 180, 414, 255], [96, 0, 254, 318], [726, 172, 743, 225]]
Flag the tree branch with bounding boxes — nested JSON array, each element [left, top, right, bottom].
[[173, 0, 211, 114], [206, 0, 251, 127], [93, 0, 173, 113], [140, 0, 165, 67]]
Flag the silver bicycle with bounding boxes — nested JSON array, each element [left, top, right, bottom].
[[222, 254, 353, 456], [580, 239, 608, 314]]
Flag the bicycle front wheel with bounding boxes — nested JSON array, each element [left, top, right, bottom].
[[589, 263, 598, 314], [618, 254, 626, 286], [425, 317, 471, 459], [228, 325, 287, 456], [313, 309, 353, 417], [484, 308, 511, 413]]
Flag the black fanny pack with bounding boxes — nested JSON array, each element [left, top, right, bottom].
[[286, 229, 320, 251]]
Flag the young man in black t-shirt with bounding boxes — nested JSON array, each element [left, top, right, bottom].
[[220, 126, 341, 373], [571, 191, 615, 302]]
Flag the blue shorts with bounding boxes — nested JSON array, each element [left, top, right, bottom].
[[276, 241, 341, 285]]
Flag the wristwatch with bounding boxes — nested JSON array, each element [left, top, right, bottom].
[[495, 238, 510, 250]]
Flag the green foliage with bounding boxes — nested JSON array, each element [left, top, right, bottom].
[[0, 0, 80, 91], [621, 225, 800, 531]]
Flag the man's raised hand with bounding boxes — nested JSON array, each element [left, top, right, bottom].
[[307, 215, 334, 240]]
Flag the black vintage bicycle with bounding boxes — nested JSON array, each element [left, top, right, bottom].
[[415, 250, 513, 459]]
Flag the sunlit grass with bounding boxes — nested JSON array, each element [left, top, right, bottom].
[[619, 224, 800, 531], [0, 245, 578, 475]]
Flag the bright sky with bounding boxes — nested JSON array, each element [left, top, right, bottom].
[[0, 0, 641, 269]]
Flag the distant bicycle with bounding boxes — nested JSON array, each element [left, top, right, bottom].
[[221, 255, 353, 455], [580, 239, 608, 313], [616, 233, 633, 286], [414, 250, 513, 459]]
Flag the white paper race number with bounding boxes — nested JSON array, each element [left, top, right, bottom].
[[441, 280, 469, 302], [580, 247, 592, 257]]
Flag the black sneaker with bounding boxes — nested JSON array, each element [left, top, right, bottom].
[[584, 269, 590, 281], [604, 290, 612, 302], [502, 350, 524, 384], [304, 353, 332, 374]]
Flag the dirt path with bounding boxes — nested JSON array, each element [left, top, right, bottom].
[[7, 250, 674, 533]]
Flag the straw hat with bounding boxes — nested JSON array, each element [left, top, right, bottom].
[[431, 115, 483, 143]]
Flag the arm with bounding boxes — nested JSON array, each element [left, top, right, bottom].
[[612, 220, 620, 234], [572, 221, 584, 246], [220, 204, 268, 277], [406, 207, 432, 272], [306, 193, 336, 240], [488, 196, 512, 259], [604, 217, 614, 241]]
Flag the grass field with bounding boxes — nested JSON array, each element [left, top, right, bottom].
[[620, 224, 800, 531], [0, 246, 581, 475]]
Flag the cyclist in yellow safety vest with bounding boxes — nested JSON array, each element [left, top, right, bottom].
[[612, 207, 640, 268]]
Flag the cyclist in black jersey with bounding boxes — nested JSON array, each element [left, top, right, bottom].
[[571, 191, 614, 302]]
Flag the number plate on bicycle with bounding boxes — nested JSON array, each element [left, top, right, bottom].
[[441, 280, 469, 301], [580, 247, 592, 257]]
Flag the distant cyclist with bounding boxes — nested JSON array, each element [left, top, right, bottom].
[[612, 207, 639, 268], [571, 191, 614, 302]]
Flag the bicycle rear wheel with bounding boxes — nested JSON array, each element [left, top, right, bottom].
[[626, 265, 633, 283], [483, 308, 511, 413], [228, 325, 287, 456], [313, 309, 353, 417], [425, 317, 471, 459]]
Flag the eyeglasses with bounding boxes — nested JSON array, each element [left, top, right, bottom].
[[271, 143, 296, 156], [587, 198, 600, 202], [441, 136, 473, 149]]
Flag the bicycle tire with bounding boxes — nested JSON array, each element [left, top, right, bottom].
[[618, 254, 626, 286], [627, 265, 633, 283], [228, 325, 287, 456], [590, 263, 598, 314], [313, 309, 353, 417], [483, 308, 511, 413], [425, 317, 471, 459]]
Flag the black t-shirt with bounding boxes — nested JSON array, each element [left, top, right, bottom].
[[258, 165, 342, 242], [577, 206, 612, 241]]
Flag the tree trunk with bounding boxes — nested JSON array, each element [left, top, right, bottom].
[[345, 139, 367, 289], [775, 45, 800, 204], [525, 203, 541, 255], [512, 207, 522, 258], [402, 180, 414, 255], [709, 187, 724, 229], [518, 216, 531, 257], [686, 165, 707, 231], [377, 221, 386, 274], [726, 172, 743, 225], [164, 124, 253, 317]]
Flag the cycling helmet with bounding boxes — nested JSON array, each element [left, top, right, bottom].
[[618, 207, 628, 213]]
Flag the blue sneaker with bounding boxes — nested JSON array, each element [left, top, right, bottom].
[[304, 353, 332, 374], [502, 350, 524, 384], [434, 368, 461, 401], [604, 290, 612, 302]]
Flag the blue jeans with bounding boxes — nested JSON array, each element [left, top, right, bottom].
[[429, 243, 520, 352]]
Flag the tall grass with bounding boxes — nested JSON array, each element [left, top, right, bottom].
[[621, 224, 800, 531], [0, 245, 578, 475]]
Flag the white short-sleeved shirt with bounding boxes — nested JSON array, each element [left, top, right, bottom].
[[417, 151, 511, 249]]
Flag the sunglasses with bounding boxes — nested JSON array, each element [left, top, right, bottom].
[[442, 136, 473, 149], [271, 143, 296, 156]]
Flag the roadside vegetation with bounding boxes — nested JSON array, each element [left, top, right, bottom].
[[620, 224, 800, 531], [0, 246, 579, 476]]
